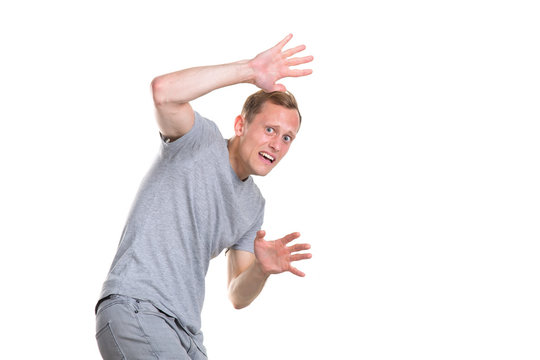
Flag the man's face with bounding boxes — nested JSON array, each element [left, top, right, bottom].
[[235, 101, 300, 178]]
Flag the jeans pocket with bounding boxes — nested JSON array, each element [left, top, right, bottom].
[[96, 295, 130, 316], [96, 321, 125, 360]]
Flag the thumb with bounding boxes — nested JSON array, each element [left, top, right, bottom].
[[255, 230, 266, 240], [271, 83, 287, 92]]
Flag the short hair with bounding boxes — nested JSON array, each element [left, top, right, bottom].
[[241, 90, 302, 126]]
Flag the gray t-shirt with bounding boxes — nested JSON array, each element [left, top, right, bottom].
[[99, 112, 265, 353]]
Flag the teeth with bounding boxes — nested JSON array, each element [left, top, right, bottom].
[[260, 152, 274, 162]]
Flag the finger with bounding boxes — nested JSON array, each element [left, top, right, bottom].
[[285, 68, 313, 78], [280, 232, 301, 245], [289, 266, 306, 277], [288, 243, 311, 253], [270, 83, 287, 92], [282, 44, 306, 58], [290, 253, 312, 262], [255, 230, 266, 241], [286, 55, 314, 67], [275, 33, 293, 50]]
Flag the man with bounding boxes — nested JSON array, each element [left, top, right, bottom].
[[95, 34, 313, 360]]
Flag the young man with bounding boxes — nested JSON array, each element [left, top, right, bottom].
[[95, 34, 313, 360]]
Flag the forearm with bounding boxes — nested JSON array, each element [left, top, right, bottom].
[[228, 259, 270, 310], [151, 60, 255, 106]]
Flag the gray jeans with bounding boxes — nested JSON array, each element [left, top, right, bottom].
[[95, 295, 207, 360]]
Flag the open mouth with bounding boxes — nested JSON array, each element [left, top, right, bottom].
[[259, 151, 275, 164]]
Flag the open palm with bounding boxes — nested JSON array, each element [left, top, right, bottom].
[[249, 34, 313, 92], [254, 230, 312, 277]]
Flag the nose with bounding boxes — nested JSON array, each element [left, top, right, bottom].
[[269, 137, 281, 152]]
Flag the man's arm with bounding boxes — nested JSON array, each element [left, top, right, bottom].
[[150, 34, 313, 141], [151, 62, 253, 141], [228, 231, 312, 309], [227, 249, 269, 310]]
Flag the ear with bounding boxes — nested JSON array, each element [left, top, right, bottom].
[[234, 115, 246, 136]]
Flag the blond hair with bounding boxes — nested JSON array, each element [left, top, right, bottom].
[[241, 90, 301, 126]]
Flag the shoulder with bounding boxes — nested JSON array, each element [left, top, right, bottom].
[[160, 111, 223, 154]]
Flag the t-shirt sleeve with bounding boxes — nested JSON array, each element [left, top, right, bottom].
[[159, 111, 220, 156], [230, 204, 265, 253]]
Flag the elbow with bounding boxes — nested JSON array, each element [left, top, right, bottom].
[[228, 290, 250, 310], [231, 300, 249, 310], [150, 76, 167, 106], [232, 302, 246, 310]]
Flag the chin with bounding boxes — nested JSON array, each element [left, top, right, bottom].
[[250, 157, 279, 177], [254, 169, 272, 177], [253, 166, 274, 177]]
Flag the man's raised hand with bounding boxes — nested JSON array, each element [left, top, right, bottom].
[[254, 230, 312, 277], [249, 34, 313, 93]]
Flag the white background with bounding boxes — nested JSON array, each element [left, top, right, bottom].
[[1, 1, 539, 359]]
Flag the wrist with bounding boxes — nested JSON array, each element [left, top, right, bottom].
[[235, 59, 256, 85], [253, 258, 272, 279]]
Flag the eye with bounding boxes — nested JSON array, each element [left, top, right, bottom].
[[283, 135, 292, 142], [265, 127, 275, 134]]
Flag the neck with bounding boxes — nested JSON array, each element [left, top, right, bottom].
[[227, 137, 249, 181]]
